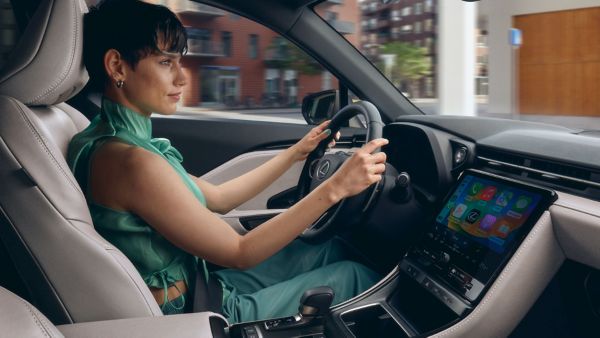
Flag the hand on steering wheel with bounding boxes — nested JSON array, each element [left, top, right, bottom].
[[297, 101, 387, 242], [328, 139, 388, 200]]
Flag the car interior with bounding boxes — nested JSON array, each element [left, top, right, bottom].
[[1, 0, 600, 337]]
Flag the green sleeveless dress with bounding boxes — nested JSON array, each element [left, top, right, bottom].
[[67, 98, 208, 314], [67, 98, 381, 322]]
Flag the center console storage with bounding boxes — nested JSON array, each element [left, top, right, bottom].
[[341, 304, 408, 338]]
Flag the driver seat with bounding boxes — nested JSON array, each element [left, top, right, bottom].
[[0, 0, 174, 324]]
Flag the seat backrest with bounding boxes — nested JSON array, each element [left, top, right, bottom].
[[0, 0, 162, 324]]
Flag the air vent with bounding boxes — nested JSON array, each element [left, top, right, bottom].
[[476, 147, 600, 201]]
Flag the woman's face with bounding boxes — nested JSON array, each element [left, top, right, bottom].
[[120, 50, 187, 116]]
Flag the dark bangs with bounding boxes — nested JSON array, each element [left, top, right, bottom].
[[155, 14, 188, 56], [130, 3, 188, 61]]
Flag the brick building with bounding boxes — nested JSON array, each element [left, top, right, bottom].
[[360, 0, 437, 98], [149, 0, 360, 108]]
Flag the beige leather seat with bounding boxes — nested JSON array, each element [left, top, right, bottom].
[[0, 0, 164, 324]]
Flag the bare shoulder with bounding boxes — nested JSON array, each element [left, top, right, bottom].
[[89, 140, 174, 210]]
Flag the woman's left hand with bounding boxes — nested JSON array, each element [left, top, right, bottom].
[[290, 120, 340, 162]]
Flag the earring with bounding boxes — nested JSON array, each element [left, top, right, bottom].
[[116, 80, 124, 88]]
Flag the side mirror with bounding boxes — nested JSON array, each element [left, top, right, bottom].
[[301, 90, 339, 125]]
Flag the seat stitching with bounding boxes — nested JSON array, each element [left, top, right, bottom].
[[32, 0, 79, 104], [11, 98, 82, 193], [20, 298, 52, 338]]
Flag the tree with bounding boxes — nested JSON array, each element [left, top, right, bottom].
[[379, 42, 431, 97], [265, 37, 322, 75]]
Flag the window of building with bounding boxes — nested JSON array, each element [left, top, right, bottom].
[[221, 31, 232, 57], [425, 0, 433, 13], [369, 33, 377, 43], [402, 24, 413, 34], [415, 2, 423, 15], [425, 19, 433, 32], [425, 77, 434, 97], [187, 28, 212, 55], [425, 37, 434, 53], [248, 34, 259, 59], [369, 2, 377, 11], [402, 6, 412, 16], [369, 18, 377, 29], [414, 21, 422, 34], [391, 10, 401, 21]]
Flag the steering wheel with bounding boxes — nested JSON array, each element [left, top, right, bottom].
[[297, 101, 385, 242]]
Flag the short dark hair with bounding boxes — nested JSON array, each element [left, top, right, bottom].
[[83, 0, 188, 90]]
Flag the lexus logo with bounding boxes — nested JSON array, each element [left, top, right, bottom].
[[316, 160, 331, 180]]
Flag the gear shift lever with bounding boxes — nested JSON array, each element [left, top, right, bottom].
[[264, 286, 335, 331], [299, 286, 335, 317]]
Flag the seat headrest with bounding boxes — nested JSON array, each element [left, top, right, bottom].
[[0, 0, 89, 106]]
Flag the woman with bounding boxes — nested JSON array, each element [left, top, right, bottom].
[[68, 0, 388, 323]]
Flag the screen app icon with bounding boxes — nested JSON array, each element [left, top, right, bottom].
[[452, 204, 468, 218], [498, 224, 510, 236], [495, 191, 513, 207], [513, 196, 532, 212], [480, 186, 497, 201], [469, 182, 483, 196], [479, 214, 497, 230], [466, 209, 481, 224]]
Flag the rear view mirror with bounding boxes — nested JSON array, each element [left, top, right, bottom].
[[301, 90, 339, 125]]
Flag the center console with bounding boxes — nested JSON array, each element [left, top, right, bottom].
[[327, 169, 557, 337], [229, 170, 557, 338]]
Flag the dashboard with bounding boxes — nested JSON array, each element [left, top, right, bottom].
[[323, 117, 600, 338]]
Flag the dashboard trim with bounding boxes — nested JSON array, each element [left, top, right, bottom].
[[477, 156, 600, 189]]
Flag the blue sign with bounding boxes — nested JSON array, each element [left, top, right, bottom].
[[509, 28, 522, 47]]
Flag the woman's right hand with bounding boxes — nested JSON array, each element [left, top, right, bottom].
[[327, 138, 389, 200]]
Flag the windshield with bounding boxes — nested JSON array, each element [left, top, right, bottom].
[[316, 0, 600, 131]]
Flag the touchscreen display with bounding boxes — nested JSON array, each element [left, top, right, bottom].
[[406, 170, 555, 303], [435, 174, 542, 254]]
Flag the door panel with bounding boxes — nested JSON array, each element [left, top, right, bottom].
[[152, 115, 311, 175], [201, 149, 304, 211]]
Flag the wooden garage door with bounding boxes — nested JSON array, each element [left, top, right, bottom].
[[515, 7, 600, 116]]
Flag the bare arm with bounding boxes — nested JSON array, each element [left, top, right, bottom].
[[91, 138, 387, 270], [191, 121, 336, 214]]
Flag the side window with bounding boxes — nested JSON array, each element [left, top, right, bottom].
[[0, 0, 20, 70], [144, 0, 344, 124]]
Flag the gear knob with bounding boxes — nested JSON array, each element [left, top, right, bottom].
[[299, 286, 335, 317]]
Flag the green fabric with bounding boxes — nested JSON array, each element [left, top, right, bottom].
[[66, 97, 209, 313], [67, 97, 380, 320], [214, 238, 381, 323]]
